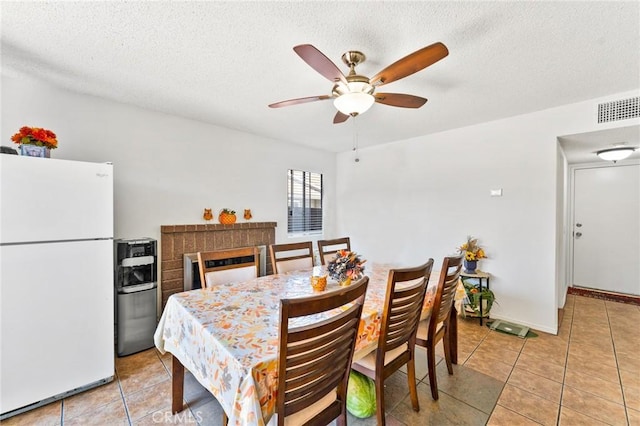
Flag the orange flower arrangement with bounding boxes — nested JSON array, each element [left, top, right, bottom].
[[11, 126, 58, 149]]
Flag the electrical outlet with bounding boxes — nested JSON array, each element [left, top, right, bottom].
[[490, 189, 503, 197]]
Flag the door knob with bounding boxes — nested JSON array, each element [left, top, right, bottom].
[[575, 232, 582, 238], [576, 223, 582, 228]]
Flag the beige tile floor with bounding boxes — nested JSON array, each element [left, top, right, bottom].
[[3, 294, 639, 425]]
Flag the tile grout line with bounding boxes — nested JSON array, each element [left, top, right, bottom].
[[415, 343, 501, 421], [115, 370, 134, 426], [57, 369, 131, 425], [560, 298, 626, 426], [605, 300, 630, 426], [491, 403, 544, 425], [493, 296, 577, 425], [413, 328, 499, 421], [458, 326, 510, 422], [555, 295, 574, 426], [489, 327, 546, 425]]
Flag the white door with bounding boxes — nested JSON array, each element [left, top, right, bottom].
[[572, 164, 640, 295]]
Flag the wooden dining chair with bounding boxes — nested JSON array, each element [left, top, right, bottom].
[[276, 276, 369, 426], [415, 255, 464, 400], [196, 246, 259, 289], [269, 241, 314, 274], [317, 237, 351, 265], [351, 259, 434, 426]]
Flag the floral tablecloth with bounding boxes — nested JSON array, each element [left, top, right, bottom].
[[154, 263, 451, 426]]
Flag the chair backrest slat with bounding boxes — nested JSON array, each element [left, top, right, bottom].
[[286, 334, 355, 377], [269, 241, 314, 274], [378, 260, 434, 356], [277, 276, 368, 425], [430, 256, 464, 333], [317, 237, 351, 265], [286, 350, 350, 391], [197, 247, 258, 289], [286, 323, 357, 367]]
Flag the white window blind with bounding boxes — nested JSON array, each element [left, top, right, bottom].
[[288, 169, 323, 234]]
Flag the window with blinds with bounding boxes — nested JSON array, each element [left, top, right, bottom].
[[288, 169, 323, 235]]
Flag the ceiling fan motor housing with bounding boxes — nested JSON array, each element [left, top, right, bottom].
[[341, 51, 366, 68], [332, 75, 374, 97]]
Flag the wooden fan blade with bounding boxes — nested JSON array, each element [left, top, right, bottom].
[[268, 95, 331, 108], [293, 44, 347, 84], [370, 42, 448, 87], [374, 93, 428, 108], [333, 111, 350, 124]]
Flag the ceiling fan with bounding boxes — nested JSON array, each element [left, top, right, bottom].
[[268, 42, 449, 124]]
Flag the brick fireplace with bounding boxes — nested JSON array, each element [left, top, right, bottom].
[[160, 222, 277, 307]]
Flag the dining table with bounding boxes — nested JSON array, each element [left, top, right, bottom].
[[154, 263, 464, 426]]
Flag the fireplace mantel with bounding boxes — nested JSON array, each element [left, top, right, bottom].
[[160, 222, 277, 307]]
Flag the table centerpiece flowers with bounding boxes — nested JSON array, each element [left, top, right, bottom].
[[458, 235, 486, 274], [11, 126, 58, 158], [327, 250, 366, 286]]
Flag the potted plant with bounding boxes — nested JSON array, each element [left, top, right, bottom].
[[461, 279, 496, 318], [11, 126, 58, 158], [458, 235, 486, 273]]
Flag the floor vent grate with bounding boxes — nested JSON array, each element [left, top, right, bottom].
[[489, 320, 530, 338], [598, 96, 640, 123]]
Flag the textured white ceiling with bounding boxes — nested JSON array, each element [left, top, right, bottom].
[[1, 1, 639, 153]]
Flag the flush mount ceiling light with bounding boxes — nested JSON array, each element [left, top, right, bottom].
[[596, 147, 635, 162]]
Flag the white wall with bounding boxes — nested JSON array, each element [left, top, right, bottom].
[[336, 90, 639, 334], [1, 75, 337, 247]]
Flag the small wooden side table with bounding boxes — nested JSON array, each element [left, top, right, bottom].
[[460, 270, 491, 325]]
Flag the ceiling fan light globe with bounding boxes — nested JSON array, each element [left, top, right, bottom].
[[596, 147, 635, 162], [334, 92, 375, 115]]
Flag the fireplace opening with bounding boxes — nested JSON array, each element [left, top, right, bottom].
[[183, 245, 267, 291]]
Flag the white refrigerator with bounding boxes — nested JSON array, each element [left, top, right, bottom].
[[0, 154, 114, 418]]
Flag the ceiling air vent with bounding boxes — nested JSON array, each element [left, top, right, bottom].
[[598, 96, 640, 123]]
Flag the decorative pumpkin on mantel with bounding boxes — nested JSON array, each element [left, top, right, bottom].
[[219, 208, 237, 225]]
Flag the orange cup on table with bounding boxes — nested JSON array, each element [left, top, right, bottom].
[[310, 270, 327, 291]]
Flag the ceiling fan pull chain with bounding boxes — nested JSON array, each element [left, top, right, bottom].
[[352, 116, 360, 163]]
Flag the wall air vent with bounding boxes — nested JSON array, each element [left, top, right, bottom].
[[598, 96, 639, 123]]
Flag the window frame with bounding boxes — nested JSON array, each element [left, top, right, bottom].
[[287, 169, 323, 236]]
